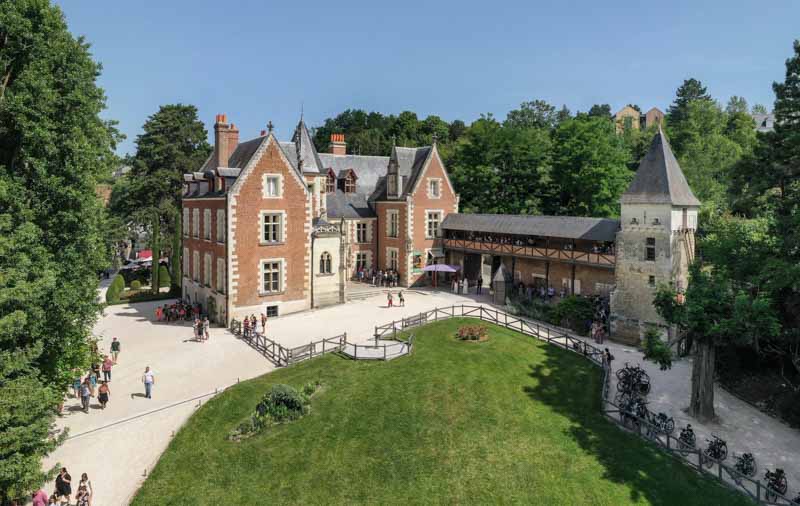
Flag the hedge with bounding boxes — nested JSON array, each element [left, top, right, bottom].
[[159, 265, 171, 287], [130, 280, 142, 290], [105, 274, 125, 303]]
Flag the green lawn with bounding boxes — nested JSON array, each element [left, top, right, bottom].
[[133, 319, 750, 506]]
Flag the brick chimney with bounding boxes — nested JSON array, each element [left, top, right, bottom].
[[213, 113, 239, 168], [329, 133, 346, 155]]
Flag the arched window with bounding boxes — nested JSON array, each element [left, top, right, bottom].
[[319, 252, 332, 274]]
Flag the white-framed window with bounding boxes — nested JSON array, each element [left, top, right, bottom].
[[216, 209, 225, 243], [356, 251, 369, 271], [262, 174, 283, 198], [182, 208, 189, 237], [426, 211, 442, 239], [387, 247, 399, 270], [356, 223, 368, 243], [203, 209, 211, 240], [203, 253, 212, 286], [192, 209, 199, 238], [192, 251, 199, 281], [260, 212, 284, 244], [319, 251, 332, 274], [216, 258, 225, 293], [183, 247, 189, 278], [387, 210, 399, 238], [260, 259, 283, 294], [428, 178, 441, 198]]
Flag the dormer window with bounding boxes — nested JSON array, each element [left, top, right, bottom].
[[325, 169, 335, 193], [344, 176, 356, 193]]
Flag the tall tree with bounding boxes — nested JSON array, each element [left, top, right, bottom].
[[751, 103, 769, 115], [0, 0, 118, 500], [587, 104, 612, 119], [504, 99, 557, 130], [550, 116, 631, 217], [449, 115, 553, 215], [127, 104, 211, 233], [666, 78, 712, 152]]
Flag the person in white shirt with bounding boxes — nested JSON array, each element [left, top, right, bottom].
[[142, 366, 155, 399]]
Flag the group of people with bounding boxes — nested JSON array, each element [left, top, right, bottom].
[[451, 275, 483, 295], [71, 342, 119, 413], [193, 317, 210, 342], [386, 290, 405, 307], [242, 313, 268, 338], [155, 301, 200, 322], [27, 468, 92, 506], [356, 268, 401, 288]]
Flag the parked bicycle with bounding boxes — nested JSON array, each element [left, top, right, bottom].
[[678, 424, 695, 450], [645, 412, 675, 437], [765, 468, 788, 501], [732, 452, 757, 479], [702, 435, 728, 467], [615, 363, 651, 396], [620, 396, 648, 428]]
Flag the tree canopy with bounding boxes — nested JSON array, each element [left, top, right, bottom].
[[0, 0, 118, 499]]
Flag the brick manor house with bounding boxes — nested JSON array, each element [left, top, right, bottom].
[[182, 114, 698, 342]]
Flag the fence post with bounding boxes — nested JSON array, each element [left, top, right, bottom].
[[384, 345, 387, 360]]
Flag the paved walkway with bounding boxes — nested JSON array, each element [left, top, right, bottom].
[[42, 286, 800, 504]]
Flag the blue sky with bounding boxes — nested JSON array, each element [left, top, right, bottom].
[[55, 0, 799, 155]]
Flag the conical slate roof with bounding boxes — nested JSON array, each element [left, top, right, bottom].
[[290, 119, 323, 174], [621, 128, 700, 207]]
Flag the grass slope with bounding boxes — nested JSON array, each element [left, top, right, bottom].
[[133, 319, 750, 505]]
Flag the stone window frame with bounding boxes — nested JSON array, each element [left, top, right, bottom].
[[356, 222, 369, 243], [193, 251, 200, 282], [259, 258, 285, 295], [386, 247, 399, 271], [387, 209, 400, 238], [645, 237, 656, 261], [648, 275, 656, 287], [182, 208, 190, 237], [427, 178, 442, 199], [216, 209, 225, 243], [425, 209, 444, 239], [259, 210, 287, 245], [203, 209, 212, 241], [355, 251, 371, 271], [183, 247, 189, 278], [192, 209, 199, 238], [216, 257, 225, 293], [319, 251, 333, 275], [262, 173, 284, 199], [203, 253, 212, 287]]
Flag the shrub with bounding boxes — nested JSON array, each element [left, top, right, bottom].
[[130, 280, 142, 290], [105, 274, 125, 303], [456, 324, 488, 341], [229, 383, 319, 442], [158, 265, 171, 287], [550, 296, 594, 335], [642, 327, 673, 370]]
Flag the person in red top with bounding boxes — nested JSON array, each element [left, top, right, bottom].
[[31, 489, 48, 506], [101, 355, 113, 382]]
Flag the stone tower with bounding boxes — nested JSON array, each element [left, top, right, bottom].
[[610, 128, 700, 343]]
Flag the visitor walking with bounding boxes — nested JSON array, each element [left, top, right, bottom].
[[461, 278, 468, 294], [31, 489, 48, 506], [452, 277, 458, 293], [97, 381, 110, 409], [603, 348, 614, 369], [387, 291, 393, 308], [72, 375, 82, 399], [142, 366, 155, 399], [80, 379, 91, 413], [88, 372, 97, 397], [55, 468, 72, 505], [77, 473, 93, 506], [261, 312, 267, 333], [203, 317, 210, 341], [398, 290, 405, 307], [477, 275, 483, 294], [102, 355, 113, 382], [110, 337, 120, 363]]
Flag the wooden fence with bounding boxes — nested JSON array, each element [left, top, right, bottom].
[[231, 318, 345, 367]]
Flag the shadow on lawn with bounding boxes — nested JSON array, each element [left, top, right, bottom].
[[523, 345, 706, 506]]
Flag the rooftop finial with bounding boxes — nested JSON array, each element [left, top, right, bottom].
[[300, 102, 304, 122], [267, 120, 274, 133]]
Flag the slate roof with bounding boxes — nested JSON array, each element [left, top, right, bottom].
[[290, 120, 324, 174], [318, 153, 389, 199], [621, 129, 701, 207], [752, 113, 775, 133], [441, 214, 620, 242], [395, 146, 431, 194], [228, 137, 266, 169], [326, 190, 376, 219]]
